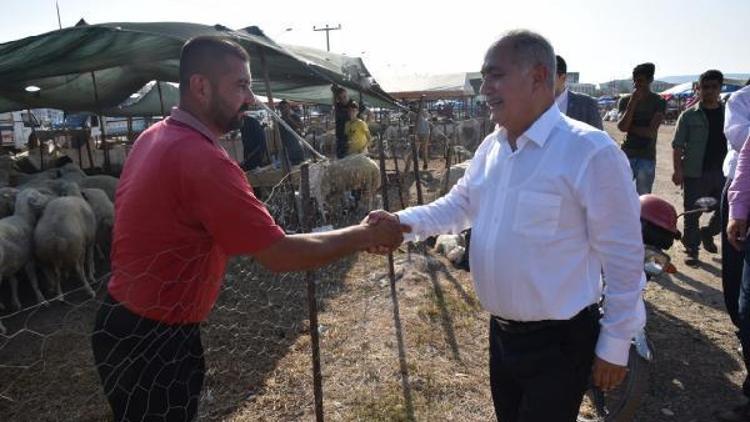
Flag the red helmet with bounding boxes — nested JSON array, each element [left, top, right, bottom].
[[640, 194, 679, 235]]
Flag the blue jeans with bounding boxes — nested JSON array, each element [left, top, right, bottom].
[[628, 158, 656, 195]]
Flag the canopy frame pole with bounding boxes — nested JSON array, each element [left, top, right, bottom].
[[258, 48, 292, 176], [258, 47, 299, 228], [91, 71, 111, 173], [156, 81, 166, 118], [27, 109, 43, 170]]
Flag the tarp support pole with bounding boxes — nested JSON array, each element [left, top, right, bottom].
[[91, 71, 111, 173], [156, 81, 166, 117], [28, 109, 43, 170]]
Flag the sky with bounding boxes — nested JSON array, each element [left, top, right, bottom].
[[0, 0, 747, 84]]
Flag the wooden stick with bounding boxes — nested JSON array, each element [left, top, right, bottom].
[[301, 164, 324, 422]]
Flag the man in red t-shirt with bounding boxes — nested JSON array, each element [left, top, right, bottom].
[[91, 37, 405, 422]]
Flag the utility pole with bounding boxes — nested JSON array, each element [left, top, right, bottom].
[[56, 1, 62, 29], [313, 24, 341, 52]]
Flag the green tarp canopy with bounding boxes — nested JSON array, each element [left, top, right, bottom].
[[0, 21, 398, 114]]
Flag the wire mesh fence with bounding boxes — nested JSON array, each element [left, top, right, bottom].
[[0, 113, 490, 421]]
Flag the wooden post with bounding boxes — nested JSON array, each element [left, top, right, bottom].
[[441, 135, 454, 196], [258, 48, 291, 176], [91, 71, 111, 173], [258, 47, 298, 227], [409, 98, 425, 205], [27, 109, 44, 170], [301, 164, 325, 422], [376, 132, 416, 421]]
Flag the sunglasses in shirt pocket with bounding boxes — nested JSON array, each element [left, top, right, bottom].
[[512, 191, 562, 239]]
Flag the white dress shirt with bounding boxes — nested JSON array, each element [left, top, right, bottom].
[[724, 85, 750, 179], [397, 104, 646, 366], [555, 88, 569, 115]]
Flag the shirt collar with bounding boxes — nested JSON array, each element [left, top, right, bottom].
[[555, 88, 569, 104], [496, 102, 563, 149], [168, 107, 219, 144]]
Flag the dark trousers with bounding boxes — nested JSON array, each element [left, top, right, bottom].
[[722, 177, 744, 329], [489, 306, 600, 422], [682, 169, 725, 252], [91, 294, 206, 422]]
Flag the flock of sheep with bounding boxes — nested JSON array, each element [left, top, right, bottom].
[[0, 157, 117, 334]]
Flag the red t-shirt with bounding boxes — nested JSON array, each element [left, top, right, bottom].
[[107, 108, 285, 324]]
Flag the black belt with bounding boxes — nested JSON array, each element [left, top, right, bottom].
[[492, 304, 599, 334]]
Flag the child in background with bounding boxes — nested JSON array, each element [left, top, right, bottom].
[[345, 100, 371, 155]]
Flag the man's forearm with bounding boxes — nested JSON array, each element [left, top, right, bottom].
[[256, 225, 376, 273], [617, 102, 637, 132]]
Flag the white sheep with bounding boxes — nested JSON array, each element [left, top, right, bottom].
[[307, 154, 381, 222], [34, 182, 97, 300], [440, 160, 471, 195], [58, 163, 119, 202], [0, 188, 49, 318], [81, 188, 114, 259]]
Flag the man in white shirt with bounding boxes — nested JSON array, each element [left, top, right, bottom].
[[554, 55, 603, 130], [367, 30, 645, 421], [718, 82, 750, 422]]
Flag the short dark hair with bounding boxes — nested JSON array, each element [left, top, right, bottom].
[[179, 36, 249, 94], [699, 69, 724, 86], [279, 100, 289, 107], [633, 63, 655, 80], [555, 55, 567, 76]]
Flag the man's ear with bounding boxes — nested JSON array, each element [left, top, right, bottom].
[[531, 64, 550, 91], [189, 74, 211, 104]]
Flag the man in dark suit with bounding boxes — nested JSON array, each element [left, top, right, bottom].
[[555, 55, 603, 130]]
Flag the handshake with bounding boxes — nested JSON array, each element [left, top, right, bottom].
[[360, 210, 413, 255]]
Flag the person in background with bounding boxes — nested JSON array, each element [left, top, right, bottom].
[[554, 55, 603, 129], [239, 114, 268, 171], [278, 100, 305, 165], [332, 85, 350, 159], [671, 70, 727, 267], [617, 62, 667, 194], [344, 100, 371, 155], [720, 79, 750, 422]]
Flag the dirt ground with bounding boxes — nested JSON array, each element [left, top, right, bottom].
[[0, 120, 743, 421]]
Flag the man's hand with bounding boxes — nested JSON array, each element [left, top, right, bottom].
[[727, 218, 748, 251], [592, 356, 628, 392], [671, 170, 683, 186], [360, 210, 411, 254]]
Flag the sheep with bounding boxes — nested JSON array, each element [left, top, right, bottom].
[[34, 182, 97, 300], [0, 187, 18, 218], [440, 160, 471, 195], [307, 154, 381, 222], [457, 119, 482, 151], [56, 163, 119, 202], [0, 188, 49, 319], [434, 233, 470, 268], [81, 188, 114, 259]]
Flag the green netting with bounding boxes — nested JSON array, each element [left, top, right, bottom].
[[0, 22, 398, 114]]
